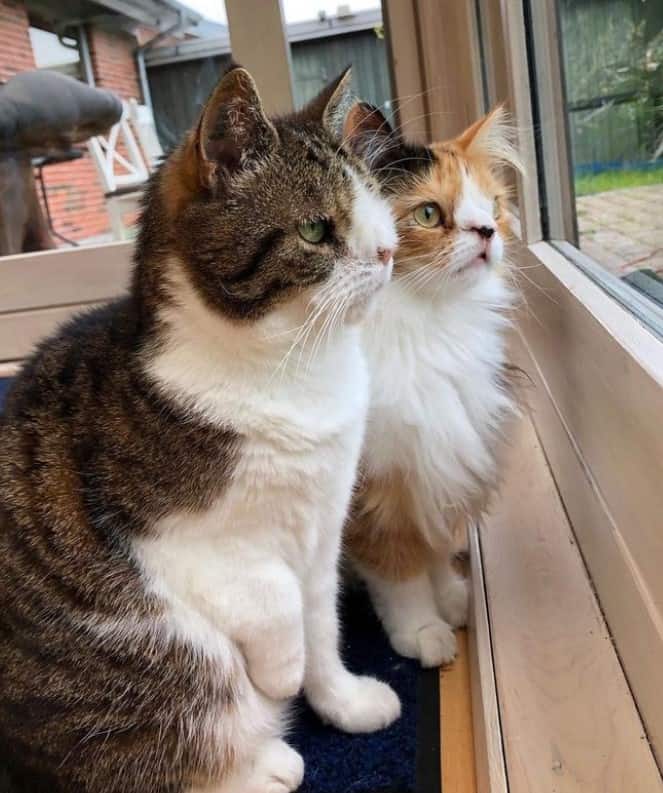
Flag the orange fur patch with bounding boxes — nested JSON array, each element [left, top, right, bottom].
[[347, 469, 438, 581], [347, 467, 484, 582], [391, 137, 514, 280]]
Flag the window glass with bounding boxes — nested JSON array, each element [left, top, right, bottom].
[[0, 2, 391, 262], [148, 10, 392, 153], [558, 0, 663, 308], [29, 26, 82, 79]]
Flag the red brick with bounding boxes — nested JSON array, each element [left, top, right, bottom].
[[86, 25, 142, 100], [0, 0, 34, 80]]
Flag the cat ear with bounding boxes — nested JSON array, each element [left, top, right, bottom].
[[299, 67, 354, 137], [196, 65, 279, 188], [455, 105, 523, 173], [343, 101, 398, 169]]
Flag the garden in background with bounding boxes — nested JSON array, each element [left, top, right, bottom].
[[560, 0, 662, 282]]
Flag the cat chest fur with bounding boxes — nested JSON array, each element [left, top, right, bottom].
[[133, 330, 370, 654], [362, 278, 517, 526]]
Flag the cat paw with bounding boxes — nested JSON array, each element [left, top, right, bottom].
[[245, 739, 304, 793], [307, 672, 401, 733], [391, 619, 457, 668], [436, 575, 469, 628]]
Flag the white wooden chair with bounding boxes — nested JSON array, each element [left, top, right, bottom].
[[128, 98, 164, 169], [88, 102, 161, 241]]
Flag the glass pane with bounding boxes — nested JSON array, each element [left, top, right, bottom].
[[0, 1, 392, 261], [0, 4, 228, 258], [558, 0, 663, 308], [149, 7, 393, 152]]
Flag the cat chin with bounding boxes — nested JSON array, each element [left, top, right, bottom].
[[449, 254, 502, 282]]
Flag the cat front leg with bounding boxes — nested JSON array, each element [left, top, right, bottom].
[[303, 554, 401, 733], [225, 558, 306, 702], [135, 528, 306, 703], [431, 547, 469, 629], [362, 566, 458, 667]]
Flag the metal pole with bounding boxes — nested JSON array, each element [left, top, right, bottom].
[[78, 24, 95, 86]]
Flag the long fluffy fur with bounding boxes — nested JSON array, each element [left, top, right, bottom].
[[346, 107, 522, 668]]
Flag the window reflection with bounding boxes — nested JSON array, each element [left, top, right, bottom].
[[559, 0, 663, 302]]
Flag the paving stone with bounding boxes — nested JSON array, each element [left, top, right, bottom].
[[574, 184, 663, 279]]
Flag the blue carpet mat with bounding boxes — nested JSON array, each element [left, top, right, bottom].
[[0, 377, 431, 793], [292, 587, 419, 793], [0, 378, 11, 409]]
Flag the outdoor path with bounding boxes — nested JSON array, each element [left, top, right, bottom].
[[576, 183, 663, 277]]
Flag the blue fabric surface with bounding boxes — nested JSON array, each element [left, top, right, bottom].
[[292, 587, 417, 793], [0, 377, 12, 410], [0, 376, 418, 792]]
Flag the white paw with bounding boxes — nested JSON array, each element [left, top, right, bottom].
[[245, 739, 304, 793], [437, 575, 469, 628], [307, 672, 401, 734], [391, 619, 457, 668]]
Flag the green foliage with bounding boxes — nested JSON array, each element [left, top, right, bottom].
[[560, 0, 662, 165], [574, 166, 663, 196]]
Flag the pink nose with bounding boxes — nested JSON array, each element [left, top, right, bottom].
[[376, 247, 393, 265]]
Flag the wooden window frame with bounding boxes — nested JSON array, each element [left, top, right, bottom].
[[0, 241, 133, 375], [384, 0, 663, 775], [491, 0, 663, 770]]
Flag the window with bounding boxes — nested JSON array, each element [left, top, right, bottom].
[[28, 24, 83, 81], [469, 0, 663, 767], [537, 0, 663, 319]]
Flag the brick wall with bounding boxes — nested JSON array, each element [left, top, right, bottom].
[[0, 1, 148, 245], [0, 0, 34, 81], [39, 156, 112, 242], [87, 26, 142, 100]]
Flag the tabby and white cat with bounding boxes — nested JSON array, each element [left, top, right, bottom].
[[345, 103, 522, 667], [0, 68, 399, 793]]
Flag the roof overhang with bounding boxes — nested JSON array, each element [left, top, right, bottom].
[[93, 0, 201, 30], [144, 7, 382, 67], [26, 0, 201, 36]]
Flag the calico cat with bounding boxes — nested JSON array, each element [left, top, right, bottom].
[[344, 103, 522, 667], [0, 67, 399, 793]]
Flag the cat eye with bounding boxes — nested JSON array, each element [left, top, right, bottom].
[[493, 197, 501, 218], [413, 203, 442, 228], [298, 218, 329, 244]]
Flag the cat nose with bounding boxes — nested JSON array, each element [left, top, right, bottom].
[[376, 247, 393, 265], [473, 225, 495, 240]]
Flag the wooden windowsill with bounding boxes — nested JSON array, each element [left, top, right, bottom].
[[446, 413, 663, 793], [440, 629, 478, 792]]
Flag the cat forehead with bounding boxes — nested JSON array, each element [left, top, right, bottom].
[[276, 122, 352, 170], [264, 127, 358, 198], [457, 169, 493, 213], [417, 144, 496, 207]]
